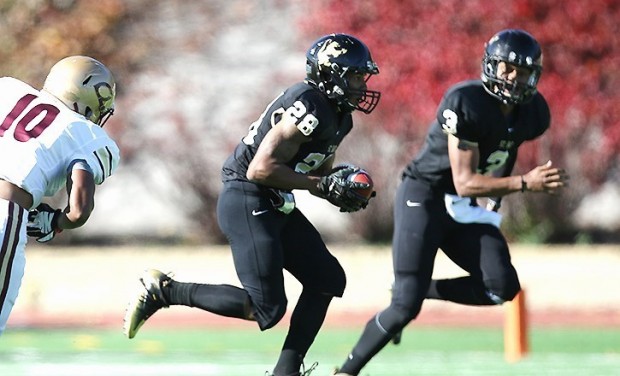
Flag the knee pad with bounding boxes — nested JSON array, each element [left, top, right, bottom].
[[485, 289, 507, 304], [257, 302, 287, 330], [307, 261, 346, 298], [376, 305, 418, 335], [327, 267, 346, 297], [484, 275, 521, 304]]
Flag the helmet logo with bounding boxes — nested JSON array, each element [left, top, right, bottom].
[[317, 40, 347, 69], [94, 81, 114, 109], [508, 51, 517, 62]]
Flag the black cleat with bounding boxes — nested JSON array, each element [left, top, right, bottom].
[[123, 269, 172, 339], [265, 361, 318, 376]]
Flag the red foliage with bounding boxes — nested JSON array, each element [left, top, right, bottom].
[[300, 0, 620, 184]]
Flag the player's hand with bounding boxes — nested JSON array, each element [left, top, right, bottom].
[[486, 197, 502, 212], [27, 203, 62, 243], [522, 160, 570, 194], [317, 165, 371, 212]]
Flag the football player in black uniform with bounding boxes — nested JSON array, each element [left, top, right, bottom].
[[333, 29, 569, 376], [123, 33, 380, 376]]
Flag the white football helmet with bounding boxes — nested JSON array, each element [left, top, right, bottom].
[[43, 55, 116, 126]]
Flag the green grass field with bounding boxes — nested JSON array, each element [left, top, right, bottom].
[[1, 326, 619, 375]]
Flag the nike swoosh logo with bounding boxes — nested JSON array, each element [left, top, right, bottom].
[[252, 209, 269, 216], [406, 200, 421, 207]]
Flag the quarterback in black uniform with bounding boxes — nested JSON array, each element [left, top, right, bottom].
[[334, 29, 569, 376], [124, 33, 380, 376]]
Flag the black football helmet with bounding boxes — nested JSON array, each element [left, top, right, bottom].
[[306, 33, 381, 114], [481, 29, 543, 104]]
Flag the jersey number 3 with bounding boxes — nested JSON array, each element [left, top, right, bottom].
[[0, 94, 59, 142]]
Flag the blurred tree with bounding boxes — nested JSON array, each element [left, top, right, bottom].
[[2, 0, 617, 243], [0, 0, 156, 146], [299, 0, 620, 242], [0, 0, 246, 243]]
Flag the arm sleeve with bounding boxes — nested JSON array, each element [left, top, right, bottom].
[[73, 139, 120, 185], [67, 159, 94, 175]]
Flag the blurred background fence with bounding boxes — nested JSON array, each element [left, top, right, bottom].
[[8, 244, 620, 330]]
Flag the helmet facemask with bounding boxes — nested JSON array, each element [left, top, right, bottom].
[[319, 63, 381, 114], [482, 57, 541, 105]]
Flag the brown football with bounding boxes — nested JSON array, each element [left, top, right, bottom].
[[348, 170, 374, 199]]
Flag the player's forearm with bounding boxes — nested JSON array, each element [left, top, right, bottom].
[[454, 174, 524, 198], [247, 163, 321, 193], [58, 203, 93, 229]]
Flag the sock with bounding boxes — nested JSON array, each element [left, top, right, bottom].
[[273, 290, 332, 375], [272, 349, 303, 376], [339, 314, 394, 375], [426, 277, 495, 305], [166, 281, 252, 319]]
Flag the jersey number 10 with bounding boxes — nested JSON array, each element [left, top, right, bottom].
[[0, 94, 60, 142]]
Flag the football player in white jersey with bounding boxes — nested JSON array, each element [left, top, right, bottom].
[[0, 55, 120, 335]]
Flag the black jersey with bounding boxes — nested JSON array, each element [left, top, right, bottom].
[[222, 82, 352, 183], [404, 80, 550, 194]]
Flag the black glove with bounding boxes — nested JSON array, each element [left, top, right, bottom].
[[27, 203, 62, 243], [317, 165, 372, 213]]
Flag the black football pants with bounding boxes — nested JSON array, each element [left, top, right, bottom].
[[339, 176, 520, 375], [216, 180, 346, 331]]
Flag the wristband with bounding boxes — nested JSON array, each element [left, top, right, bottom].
[[520, 175, 527, 192]]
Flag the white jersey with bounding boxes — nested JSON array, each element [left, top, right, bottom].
[[0, 77, 120, 209]]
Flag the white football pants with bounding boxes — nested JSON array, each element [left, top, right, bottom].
[[0, 199, 27, 335]]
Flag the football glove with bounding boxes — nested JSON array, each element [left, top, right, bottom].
[[486, 197, 502, 212], [27, 203, 62, 243], [317, 164, 373, 213]]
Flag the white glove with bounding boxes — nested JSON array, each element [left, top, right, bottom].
[[27, 203, 62, 243]]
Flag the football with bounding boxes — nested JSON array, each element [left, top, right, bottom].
[[347, 170, 374, 199]]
